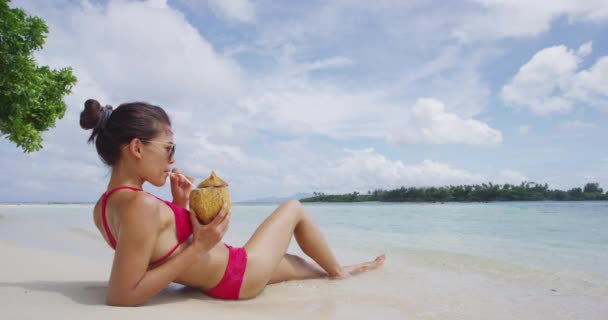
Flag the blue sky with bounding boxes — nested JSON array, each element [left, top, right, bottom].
[[1, 0, 607, 202]]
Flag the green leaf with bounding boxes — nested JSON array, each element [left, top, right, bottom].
[[0, 0, 77, 152]]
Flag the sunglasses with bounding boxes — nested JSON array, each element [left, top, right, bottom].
[[141, 140, 176, 159]]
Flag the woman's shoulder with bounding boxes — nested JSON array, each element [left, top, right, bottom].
[[110, 189, 163, 221]]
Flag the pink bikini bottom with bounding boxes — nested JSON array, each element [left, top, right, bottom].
[[204, 244, 248, 300]]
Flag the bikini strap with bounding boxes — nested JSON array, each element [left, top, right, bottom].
[[101, 186, 142, 248]]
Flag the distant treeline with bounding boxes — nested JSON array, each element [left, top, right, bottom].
[[300, 182, 608, 202]]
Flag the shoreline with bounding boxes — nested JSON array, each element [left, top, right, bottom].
[[1, 203, 607, 319], [2, 199, 608, 205], [302, 199, 608, 203]]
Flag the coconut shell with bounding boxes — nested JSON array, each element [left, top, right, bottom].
[[189, 171, 231, 224]]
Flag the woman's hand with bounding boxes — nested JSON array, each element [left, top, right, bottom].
[[189, 203, 230, 253], [170, 168, 194, 208]]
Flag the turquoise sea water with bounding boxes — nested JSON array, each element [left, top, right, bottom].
[[237, 202, 608, 275], [1, 201, 607, 318], [1, 201, 607, 276]]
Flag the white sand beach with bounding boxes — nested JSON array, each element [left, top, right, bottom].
[[0, 239, 406, 320], [1, 203, 607, 319]]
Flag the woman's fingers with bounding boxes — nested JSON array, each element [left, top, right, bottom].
[[209, 203, 229, 227], [186, 175, 195, 188], [219, 211, 230, 230], [169, 168, 190, 189], [216, 204, 230, 234], [170, 169, 180, 185], [219, 213, 230, 235], [213, 211, 229, 233], [189, 210, 203, 230], [206, 206, 229, 239], [188, 203, 230, 252], [171, 168, 194, 189]]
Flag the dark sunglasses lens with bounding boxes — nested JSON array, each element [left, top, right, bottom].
[[170, 144, 176, 159]]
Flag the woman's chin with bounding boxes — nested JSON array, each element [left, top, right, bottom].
[[149, 179, 166, 187], [147, 172, 170, 187]]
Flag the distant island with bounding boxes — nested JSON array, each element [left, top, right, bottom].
[[300, 182, 608, 203]]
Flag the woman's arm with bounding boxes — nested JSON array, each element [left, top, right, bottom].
[[105, 193, 229, 307]]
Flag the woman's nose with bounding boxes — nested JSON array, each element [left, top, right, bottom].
[[169, 158, 175, 165]]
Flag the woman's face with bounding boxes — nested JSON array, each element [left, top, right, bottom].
[[141, 126, 175, 186]]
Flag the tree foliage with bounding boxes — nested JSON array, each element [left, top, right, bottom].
[[0, 0, 77, 152], [301, 182, 608, 203]]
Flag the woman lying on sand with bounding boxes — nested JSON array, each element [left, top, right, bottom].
[[80, 99, 385, 306]]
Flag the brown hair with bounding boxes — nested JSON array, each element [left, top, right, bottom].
[[80, 99, 171, 166]]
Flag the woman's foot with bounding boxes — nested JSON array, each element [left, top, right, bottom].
[[331, 254, 386, 279]]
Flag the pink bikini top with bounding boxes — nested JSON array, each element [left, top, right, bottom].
[[100, 186, 193, 266]]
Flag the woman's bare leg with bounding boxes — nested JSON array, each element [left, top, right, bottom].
[[243, 200, 343, 285], [269, 254, 387, 284], [268, 254, 327, 284], [342, 255, 386, 276], [241, 200, 384, 297]]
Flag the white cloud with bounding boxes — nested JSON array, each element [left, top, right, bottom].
[[236, 79, 387, 140], [392, 48, 493, 118], [14, 0, 245, 126], [182, 137, 507, 199], [428, 68, 492, 119], [454, 0, 608, 42], [559, 120, 598, 129], [502, 44, 581, 114], [0, 137, 108, 202], [387, 98, 503, 146], [180, 135, 275, 180], [238, 81, 502, 146], [577, 41, 593, 57], [278, 148, 487, 193], [172, 139, 499, 199], [208, 0, 255, 23], [568, 57, 608, 110], [32, 0, 243, 110], [502, 42, 608, 114], [495, 169, 528, 185]]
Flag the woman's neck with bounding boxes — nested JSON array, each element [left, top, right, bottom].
[[107, 161, 145, 190]]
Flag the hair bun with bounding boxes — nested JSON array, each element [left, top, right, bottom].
[[80, 99, 103, 130]]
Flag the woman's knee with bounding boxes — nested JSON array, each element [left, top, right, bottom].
[[278, 199, 304, 217], [282, 199, 302, 208]]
